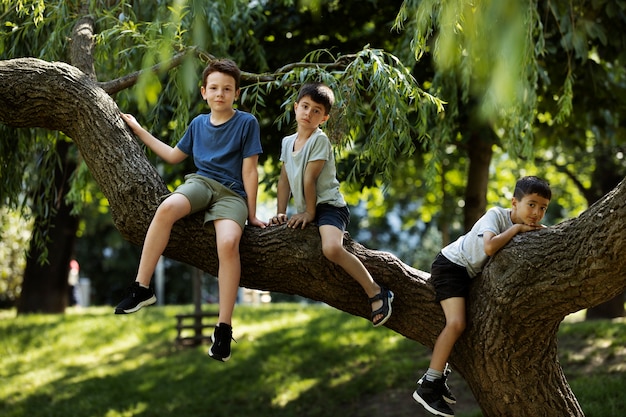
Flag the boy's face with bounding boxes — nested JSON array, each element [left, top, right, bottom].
[[510, 193, 550, 225], [294, 95, 329, 129], [201, 71, 239, 112]]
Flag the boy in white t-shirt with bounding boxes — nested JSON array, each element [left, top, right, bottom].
[[269, 82, 394, 327], [413, 176, 552, 417]]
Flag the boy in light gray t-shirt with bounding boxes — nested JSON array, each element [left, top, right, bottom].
[[270, 82, 394, 328]]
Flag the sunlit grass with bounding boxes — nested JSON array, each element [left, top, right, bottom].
[[0, 304, 625, 417]]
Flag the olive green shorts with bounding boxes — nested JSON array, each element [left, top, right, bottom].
[[168, 173, 248, 230]]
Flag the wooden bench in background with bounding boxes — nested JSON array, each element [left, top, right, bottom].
[[174, 311, 218, 347]]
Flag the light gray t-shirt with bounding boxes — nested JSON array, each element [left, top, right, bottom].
[[441, 206, 513, 278], [280, 128, 346, 213]]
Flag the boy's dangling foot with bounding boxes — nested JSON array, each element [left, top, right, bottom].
[[418, 365, 457, 405], [208, 323, 234, 362], [114, 282, 156, 314], [413, 370, 455, 417], [369, 286, 394, 327]]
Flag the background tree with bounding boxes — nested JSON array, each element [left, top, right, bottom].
[[394, 0, 626, 317]]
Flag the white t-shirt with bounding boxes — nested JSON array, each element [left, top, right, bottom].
[[280, 128, 346, 213], [441, 207, 513, 277]]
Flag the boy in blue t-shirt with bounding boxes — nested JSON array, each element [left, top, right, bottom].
[[269, 82, 394, 327], [413, 176, 552, 417], [115, 59, 267, 362]]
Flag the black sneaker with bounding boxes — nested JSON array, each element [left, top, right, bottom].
[[208, 323, 234, 362], [114, 282, 157, 314], [418, 369, 456, 404], [413, 378, 455, 417], [441, 367, 457, 404]]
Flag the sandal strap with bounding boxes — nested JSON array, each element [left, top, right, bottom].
[[370, 287, 394, 327], [369, 287, 388, 303]]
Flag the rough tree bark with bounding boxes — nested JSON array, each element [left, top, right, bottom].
[[18, 5, 96, 314], [1, 58, 625, 417]]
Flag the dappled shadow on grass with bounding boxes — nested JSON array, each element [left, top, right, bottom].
[[2, 305, 447, 417], [559, 317, 626, 417], [6, 306, 624, 417]]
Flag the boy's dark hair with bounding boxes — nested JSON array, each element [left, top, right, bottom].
[[202, 59, 241, 90], [297, 82, 335, 115], [514, 176, 551, 201]]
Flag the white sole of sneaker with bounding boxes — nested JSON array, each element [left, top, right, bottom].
[[116, 295, 157, 314], [412, 390, 454, 417], [208, 333, 231, 362]]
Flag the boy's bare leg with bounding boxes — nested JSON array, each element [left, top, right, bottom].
[[136, 193, 191, 286], [214, 218, 243, 325], [430, 297, 467, 371], [318, 225, 385, 321]]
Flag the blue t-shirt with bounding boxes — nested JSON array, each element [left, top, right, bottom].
[[176, 110, 262, 198]]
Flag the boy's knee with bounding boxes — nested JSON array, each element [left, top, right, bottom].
[[322, 243, 344, 262], [217, 235, 240, 254], [446, 318, 466, 335], [153, 202, 178, 222]]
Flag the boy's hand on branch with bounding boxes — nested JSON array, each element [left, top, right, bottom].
[[519, 223, 546, 233], [248, 216, 268, 228], [287, 212, 314, 229], [269, 213, 287, 226], [120, 112, 141, 133]]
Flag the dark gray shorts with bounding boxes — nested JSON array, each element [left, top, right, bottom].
[[315, 203, 350, 231], [431, 252, 471, 302]]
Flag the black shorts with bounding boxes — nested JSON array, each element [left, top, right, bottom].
[[315, 203, 350, 231], [431, 252, 471, 302]]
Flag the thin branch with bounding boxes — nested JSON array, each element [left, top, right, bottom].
[[97, 49, 202, 94], [98, 48, 356, 94], [241, 54, 356, 84]]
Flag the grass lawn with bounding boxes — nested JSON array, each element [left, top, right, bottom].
[[0, 304, 624, 417]]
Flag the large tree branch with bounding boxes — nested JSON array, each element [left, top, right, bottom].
[[2, 56, 626, 340], [2, 58, 626, 416]]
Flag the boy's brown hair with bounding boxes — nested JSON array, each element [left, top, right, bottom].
[[296, 82, 335, 115], [514, 176, 552, 201], [202, 59, 241, 90]]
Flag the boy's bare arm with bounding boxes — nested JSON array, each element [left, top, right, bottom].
[[120, 113, 187, 164], [276, 165, 291, 215], [287, 159, 324, 229], [270, 166, 291, 225], [242, 155, 267, 228], [483, 223, 544, 256]]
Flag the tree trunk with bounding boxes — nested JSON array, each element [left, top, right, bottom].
[[585, 146, 625, 320], [463, 129, 494, 231], [17, 6, 96, 313], [1, 58, 626, 416], [18, 140, 78, 313]]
